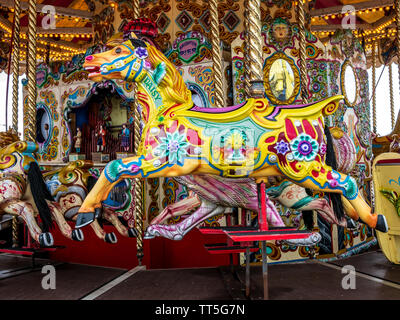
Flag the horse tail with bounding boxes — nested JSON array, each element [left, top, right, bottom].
[[28, 162, 54, 232], [324, 125, 345, 222]]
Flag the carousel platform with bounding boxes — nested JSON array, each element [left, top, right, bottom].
[[1, 250, 400, 300]]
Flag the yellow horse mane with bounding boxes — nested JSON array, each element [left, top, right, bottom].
[[146, 45, 192, 109]]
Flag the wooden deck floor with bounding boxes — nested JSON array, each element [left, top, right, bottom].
[[0, 250, 399, 300]]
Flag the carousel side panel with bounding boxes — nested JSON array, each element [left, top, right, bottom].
[[373, 153, 400, 264]]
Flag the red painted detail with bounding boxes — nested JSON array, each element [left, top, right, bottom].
[[166, 120, 178, 133], [265, 136, 275, 144], [178, 124, 185, 134], [312, 170, 320, 178], [285, 119, 298, 140], [186, 128, 203, 145], [205, 247, 259, 255], [327, 171, 333, 180], [302, 119, 316, 139], [289, 160, 299, 172], [259, 182, 268, 231], [0, 248, 35, 256], [376, 159, 400, 165], [225, 230, 312, 242]]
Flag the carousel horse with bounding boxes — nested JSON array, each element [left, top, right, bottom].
[[145, 127, 360, 240], [43, 160, 137, 243], [0, 135, 55, 246], [76, 34, 388, 235], [0, 133, 132, 245]]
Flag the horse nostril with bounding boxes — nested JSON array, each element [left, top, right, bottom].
[[85, 55, 93, 61]]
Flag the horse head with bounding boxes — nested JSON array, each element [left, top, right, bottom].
[[84, 38, 151, 83]]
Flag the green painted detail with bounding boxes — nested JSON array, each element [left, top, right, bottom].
[[152, 62, 167, 85], [291, 196, 314, 210], [266, 180, 293, 199], [105, 159, 123, 182], [345, 176, 358, 200], [142, 74, 163, 108]]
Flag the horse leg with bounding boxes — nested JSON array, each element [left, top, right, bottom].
[[76, 157, 200, 228], [341, 196, 360, 221], [145, 199, 225, 240], [46, 201, 84, 241], [294, 169, 387, 232], [0, 200, 54, 247], [266, 180, 343, 227], [150, 191, 201, 225], [90, 219, 117, 244], [102, 207, 137, 238]]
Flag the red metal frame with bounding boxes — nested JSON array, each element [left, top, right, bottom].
[[199, 182, 313, 255]]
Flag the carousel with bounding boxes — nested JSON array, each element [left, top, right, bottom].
[[0, 0, 400, 301]]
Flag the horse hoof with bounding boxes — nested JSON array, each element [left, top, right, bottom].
[[144, 231, 155, 239], [376, 214, 388, 233], [173, 234, 183, 241], [94, 207, 102, 219], [72, 229, 84, 241], [105, 232, 117, 244], [128, 228, 137, 238], [39, 232, 54, 247], [75, 212, 95, 229], [346, 219, 358, 230]]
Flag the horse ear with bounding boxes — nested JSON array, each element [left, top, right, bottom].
[[130, 38, 147, 48], [130, 32, 138, 39]]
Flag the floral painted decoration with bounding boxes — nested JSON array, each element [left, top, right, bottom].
[[155, 132, 189, 164], [135, 47, 148, 59], [290, 133, 319, 161], [276, 140, 290, 155]]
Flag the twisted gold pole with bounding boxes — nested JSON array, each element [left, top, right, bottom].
[[24, 0, 37, 141], [243, 1, 251, 99], [247, 0, 264, 98], [396, 0, 400, 120], [132, 1, 144, 264], [389, 63, 395, 129], [298, 0, 308, 104], [11, 0, 21, 133], [372, 41, 377, 134], [12, 216, 18, 248], [209, 0, 225, 107]]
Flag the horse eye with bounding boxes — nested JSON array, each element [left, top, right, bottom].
[[115, 47, 121, 54]]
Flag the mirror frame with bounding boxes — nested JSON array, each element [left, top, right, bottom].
[[340, 59, 359, 107], [263, 52, 300, 105]]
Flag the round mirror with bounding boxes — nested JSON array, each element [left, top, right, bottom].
[[36, 107, 52, 145], [269, 59, 295, 101], [264, 52, 300, 105], [341, 60, 358, 107]]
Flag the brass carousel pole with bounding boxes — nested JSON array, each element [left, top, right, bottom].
[[11, 0, 21, 133], [132, 0, 145, 265], [298, 0, 308, 104], [389, 63, 395, 129], [396, 0, 400, 122], [10, 0, 22, 248], [24, 0, 37, 142], [209, 0, 225, 107], [247, 0, 264, 98], [243, 1, 251, 99], [372, 41, 377, 134]]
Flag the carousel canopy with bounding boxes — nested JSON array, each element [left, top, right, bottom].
[[0, 0, 397, 71]]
